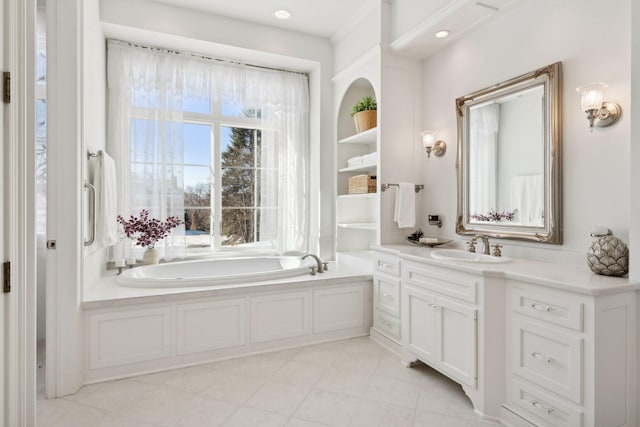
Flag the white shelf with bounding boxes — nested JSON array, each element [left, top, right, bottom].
[[338, 127, 377, 145], [337, 222, 377, 231], [337, 193, 377, 200], [338, 162, 377, 173]]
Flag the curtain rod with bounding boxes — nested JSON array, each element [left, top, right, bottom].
[[108, 39, 308, 77]]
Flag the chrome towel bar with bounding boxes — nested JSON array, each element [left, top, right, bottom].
[[381, 183, 424, 193]]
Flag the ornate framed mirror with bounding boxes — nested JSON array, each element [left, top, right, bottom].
[[455, 62, 562, 243]]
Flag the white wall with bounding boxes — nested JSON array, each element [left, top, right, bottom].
[[420, 0, 630, 260], [631, 0, 640, 282], [99, 0, 335, 259]]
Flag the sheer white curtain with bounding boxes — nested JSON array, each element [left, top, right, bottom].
[[107, 40, 309, 257], [212, 63, 309, 253], [469, 103, 500, 217]]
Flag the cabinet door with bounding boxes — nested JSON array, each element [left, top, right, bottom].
[[435, 295, 477, 388], [404, 286, 437, 363]]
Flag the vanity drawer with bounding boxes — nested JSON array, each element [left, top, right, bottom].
[[403, 261, 477, 304], [374, 276, 400, 317], [374, 310, 400, 340], [374, 253, 400, 277], [510, 377, 583, 427], [512, 317, 583, 403], [512, 288, 584, 332]]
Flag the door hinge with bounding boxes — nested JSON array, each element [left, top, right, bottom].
[[3, 72, 10, 104], [3, 262, 10, 293]]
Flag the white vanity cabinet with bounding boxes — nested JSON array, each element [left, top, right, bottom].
[[370, 250, 402, 351], [401, 260, 478, 388], [503, 281, 637, 427]]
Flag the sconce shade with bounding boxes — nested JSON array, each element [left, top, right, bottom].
[[420, 130, 436, 148], [419, 130, 446, 158], [576, 82, 607, 111]]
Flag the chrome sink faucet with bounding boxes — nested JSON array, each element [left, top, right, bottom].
[[302, 254, 325, 274], [471, 235, 491, 255]]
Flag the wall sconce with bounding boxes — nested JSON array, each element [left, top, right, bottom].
[[420, 130, 446, 159], [575, 82, 621, 131]]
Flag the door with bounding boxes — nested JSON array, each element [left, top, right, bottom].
[[404, 286, 437, 363], [3, 0, 37, 424], [435, 295, 477, 387]]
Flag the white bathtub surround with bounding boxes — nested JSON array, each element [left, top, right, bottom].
[[83, 262, 373, 384], [38, 337, 487, 427], [372, 244, 638, 427]]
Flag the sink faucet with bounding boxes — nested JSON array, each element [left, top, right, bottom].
[[472, 235, 491, 255], [302, 254, 324, 274]]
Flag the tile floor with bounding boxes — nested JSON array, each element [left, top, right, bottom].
[[37, 337, 499, 426]]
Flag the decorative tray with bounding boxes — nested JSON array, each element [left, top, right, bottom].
[[405, 237, 452, 248]]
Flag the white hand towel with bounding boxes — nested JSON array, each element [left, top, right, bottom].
[[393, 182, 416, 228], [97, 152, 119, 247]]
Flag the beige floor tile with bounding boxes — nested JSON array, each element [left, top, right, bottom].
[[202, 372, 266, 404], [95, 412, 160, 427], [293, 390, 360, 427], [413, 410, 476, 427], [64, 378, 157, 412], [221, 407, 289, 427], [314, 368, 370, 398], [416, 384, 476, 421], [330, 352, 380, 376], [246, 380, 311, 416], [293, 345, 343, 367], [37, 398, 107, 427], [158, 396, 237, 427], [116, 386, 194, 425], [272, 360, 327, 387], [232, 354, 289, 379], [360, 375, 423, 409], [349, 400, 415, 427], [285, 418, 329, 427]]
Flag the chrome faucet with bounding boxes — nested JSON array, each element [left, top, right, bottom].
[[472, 235, 491, 255], [302, 254, 324, 274]]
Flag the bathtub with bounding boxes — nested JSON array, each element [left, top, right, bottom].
[[117, 256, 311, 288]]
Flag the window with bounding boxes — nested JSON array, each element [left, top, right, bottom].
[[108, 40, 309, 259]]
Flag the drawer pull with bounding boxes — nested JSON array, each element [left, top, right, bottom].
[[530, 400, 554, 415], [382, 292, 394, 300], [379, 262, 394, 270], [530, 303, 554, 312], [531, 352, 553, 363], [427, 303, 441, 309]]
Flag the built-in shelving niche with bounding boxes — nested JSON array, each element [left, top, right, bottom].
[[336, 78, 378, 268]]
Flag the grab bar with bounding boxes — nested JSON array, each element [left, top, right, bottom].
[[84, 181, 96, 246]]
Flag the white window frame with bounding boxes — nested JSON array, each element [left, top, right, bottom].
[[130, 88, 280, 255]]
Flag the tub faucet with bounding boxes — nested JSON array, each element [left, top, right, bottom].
[[472, 235, 491, 255], [302, 254, 324, 273]]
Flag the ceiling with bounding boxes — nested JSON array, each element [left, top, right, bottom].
[[152, 0, 376, 38]]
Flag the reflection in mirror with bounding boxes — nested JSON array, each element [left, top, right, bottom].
[[456, 63, 561, 243]]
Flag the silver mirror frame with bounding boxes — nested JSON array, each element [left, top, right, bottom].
[[455, 62, 562, 244]]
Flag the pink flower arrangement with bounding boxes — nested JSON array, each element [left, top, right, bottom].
[[117, 209, 183, 248]]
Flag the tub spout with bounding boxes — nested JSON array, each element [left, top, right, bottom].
[[302, 254, 324, 273]]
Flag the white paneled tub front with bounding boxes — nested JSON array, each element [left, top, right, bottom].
[[83, 262, 372, 383]]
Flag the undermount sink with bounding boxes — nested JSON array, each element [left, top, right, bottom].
[[430, 249, 512, 264]]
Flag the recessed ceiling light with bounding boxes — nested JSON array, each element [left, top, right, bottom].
[[274, 9, 291, 20], [435, 30, 450, 39]]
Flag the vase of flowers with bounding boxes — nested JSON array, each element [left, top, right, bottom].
[[117, 209, 183, 265]]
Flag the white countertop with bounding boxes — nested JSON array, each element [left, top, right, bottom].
[[83, 261, 372, 309], [376, 244, 639, 296]]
